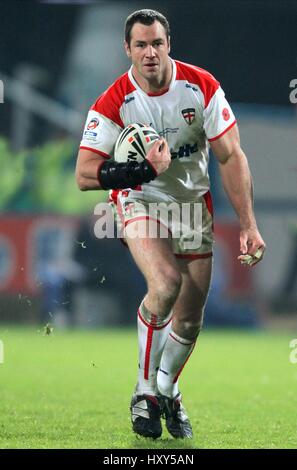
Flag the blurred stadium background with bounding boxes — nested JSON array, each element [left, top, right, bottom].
[[0, 0, 296, 331]]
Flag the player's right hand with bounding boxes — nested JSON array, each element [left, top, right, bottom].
[[146, 138, 171, 175]]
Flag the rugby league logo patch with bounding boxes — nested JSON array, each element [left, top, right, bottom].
[[87, 117, 99, 130]]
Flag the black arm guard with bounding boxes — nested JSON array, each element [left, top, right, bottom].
[[98, 160, 157, 190]]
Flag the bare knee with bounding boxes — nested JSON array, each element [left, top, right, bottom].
[[162, 268, 182, 296], [154, 266, 182, 299], [148, 267, 182, 315]]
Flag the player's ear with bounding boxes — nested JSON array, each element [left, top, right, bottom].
[[124, 40, 131, 58], [167, 36, 171, 54]]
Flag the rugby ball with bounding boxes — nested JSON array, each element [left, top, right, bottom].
[[114, 123, 160, 163]]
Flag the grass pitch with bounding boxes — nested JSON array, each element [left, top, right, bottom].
[[0, 326, 296, 449]]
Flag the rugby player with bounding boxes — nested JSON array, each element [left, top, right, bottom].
[[76, 9, 265, 439]]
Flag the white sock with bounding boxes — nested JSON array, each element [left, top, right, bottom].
[[157, 330, 196, 398], [135, 301, 172, 396]]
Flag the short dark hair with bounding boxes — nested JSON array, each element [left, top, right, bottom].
[[125, 9, 170, 46]]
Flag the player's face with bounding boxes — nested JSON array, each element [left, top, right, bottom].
[[125, 21, 171, 86]]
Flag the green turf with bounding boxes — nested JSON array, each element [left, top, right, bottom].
[[0, 326, 296, 449]]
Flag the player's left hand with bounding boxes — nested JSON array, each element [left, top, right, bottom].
[[237, 227, 266, 267]]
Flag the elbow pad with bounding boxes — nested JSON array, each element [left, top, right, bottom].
[[98, 160, 157, 190]]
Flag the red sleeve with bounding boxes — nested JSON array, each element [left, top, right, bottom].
[[91, 71, 136, 128], [175, 60, 220, 107]]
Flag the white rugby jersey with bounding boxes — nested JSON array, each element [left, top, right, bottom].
[[80, 59, 236, 201]]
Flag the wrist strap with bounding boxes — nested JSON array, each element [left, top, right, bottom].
[[98, 160, 157, 190]]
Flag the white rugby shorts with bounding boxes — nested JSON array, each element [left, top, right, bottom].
[[109, 188, 214, 259]]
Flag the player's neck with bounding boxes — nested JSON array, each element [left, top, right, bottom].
[[132, 60, 173, 95]]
